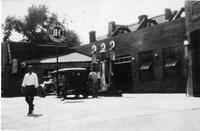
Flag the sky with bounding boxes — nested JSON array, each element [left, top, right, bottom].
[[1, 0, 184, 44]]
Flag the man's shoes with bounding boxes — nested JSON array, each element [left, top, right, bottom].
[[28, 104, 34, 115], [31, 104, 34, 112], [61, 98, 66, 101], [28, 111, 32, 115], [28, 109, 32, 115]]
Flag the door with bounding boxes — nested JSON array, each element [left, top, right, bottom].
[[114, 62, 133, 93], [191, 29, 200, 96]]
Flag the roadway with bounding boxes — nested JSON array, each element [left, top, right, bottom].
[[2, 94, 200, 131]]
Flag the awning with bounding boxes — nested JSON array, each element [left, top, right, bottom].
[[165, 60, 177, 68], [140, 63, 152, 70]]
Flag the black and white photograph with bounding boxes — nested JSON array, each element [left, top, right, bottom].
[[1, 0, 200, 130]]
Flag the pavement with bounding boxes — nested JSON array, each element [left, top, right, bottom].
[[1, 94, 200, 131]]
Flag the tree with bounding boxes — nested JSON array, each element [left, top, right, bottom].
[[64, 29, 81, 47], [2, 4, 81, 47], [2, 16, 23, 42]]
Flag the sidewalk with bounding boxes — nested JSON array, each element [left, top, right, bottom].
[[2, 94, 200, 131]]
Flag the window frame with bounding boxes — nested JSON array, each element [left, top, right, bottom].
[[162, 46, 181, 79], [138, 50, 154, 81]]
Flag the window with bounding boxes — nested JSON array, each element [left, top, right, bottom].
[[115, 55, 132, 65], [163, 46, 181, 79], [139, 51, 154, 81]]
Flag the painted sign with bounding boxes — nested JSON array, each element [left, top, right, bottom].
[[48, 22, 66, 43]]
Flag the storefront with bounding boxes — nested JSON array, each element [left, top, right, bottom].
[[77, 8, 187, 93]]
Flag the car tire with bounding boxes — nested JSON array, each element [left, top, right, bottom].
[[50, 86, 55, 92]]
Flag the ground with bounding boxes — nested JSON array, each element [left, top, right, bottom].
[[1, 94, 200, 131]]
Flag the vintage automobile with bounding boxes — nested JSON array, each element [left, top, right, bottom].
[[51, 68, 91, 98], [38, 75, 55, 97], [41, 76, 55, 92]]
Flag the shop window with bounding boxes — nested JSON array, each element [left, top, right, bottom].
[[139, 51, 154, 81], [163, 46, 181, 79]]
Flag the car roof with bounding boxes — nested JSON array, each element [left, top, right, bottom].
[[51, 68, 87, 74]]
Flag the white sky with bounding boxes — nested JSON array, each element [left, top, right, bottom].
[[1, 0, 184, 44]]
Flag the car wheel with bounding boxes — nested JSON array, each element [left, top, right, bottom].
[[38, 87, 46, 97], [50, 86, 55, 92]]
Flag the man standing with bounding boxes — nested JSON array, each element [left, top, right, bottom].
[[88, 68, 98, 98], [22, 65, 39, 115]]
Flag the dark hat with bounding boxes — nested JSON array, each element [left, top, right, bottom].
[[27, 65, 33, 68]]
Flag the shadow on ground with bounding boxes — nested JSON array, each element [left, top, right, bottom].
[[62, 100, 84, 103], [27, 114, 43, 118]]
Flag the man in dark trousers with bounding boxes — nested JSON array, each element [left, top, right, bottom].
[[22, 65, 39, 115], [88, 68, 98, 98]]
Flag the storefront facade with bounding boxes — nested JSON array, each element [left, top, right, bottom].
[[77, 1, 200, 95], [77, 11, 188, 93]]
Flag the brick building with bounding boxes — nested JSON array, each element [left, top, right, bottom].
[[185, 1, 200, 96], [76, 2, 200, 94], [2, 1, 199, 96]]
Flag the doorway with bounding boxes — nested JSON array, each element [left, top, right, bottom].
[[191, 29, 200, 96], [114, 61, 133, 93]]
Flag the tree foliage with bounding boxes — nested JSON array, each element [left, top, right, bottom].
[[2, 16, 23, 42], [64, 29, 81, 47], [2, 4, 81, 47]]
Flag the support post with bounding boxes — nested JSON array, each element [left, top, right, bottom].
[[56, 43, 60, 97]]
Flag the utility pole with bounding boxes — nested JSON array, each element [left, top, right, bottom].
[[48, 22, 66, 97]]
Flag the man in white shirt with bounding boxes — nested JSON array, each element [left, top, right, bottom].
[[22, 65, 39, 115], [88, 68, 98, 98]]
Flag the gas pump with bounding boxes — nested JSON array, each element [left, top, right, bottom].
[[91, 40, 121, 96]]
